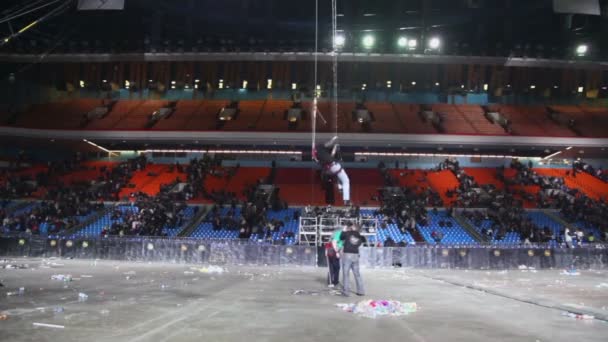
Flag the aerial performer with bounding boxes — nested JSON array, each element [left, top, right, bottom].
[[313, 136, 351, 206]]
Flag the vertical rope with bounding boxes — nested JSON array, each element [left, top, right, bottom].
[[331, 0, 338, 137], [311, 0, 319, 208], [312, 0, 318, 153]]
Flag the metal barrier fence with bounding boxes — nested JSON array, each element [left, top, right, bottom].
[[0, 236, 317, 267], [1, 236, 606, 269]]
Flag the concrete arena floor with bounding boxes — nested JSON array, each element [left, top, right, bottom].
[[0, 259, 607, 342]]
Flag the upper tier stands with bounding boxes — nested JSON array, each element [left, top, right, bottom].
[[222, 100, 265, 131], [16, 99, 103, 129], [10, 100, 604, 137], [488, 105, 577, 137], [550, 105, 608, 137]]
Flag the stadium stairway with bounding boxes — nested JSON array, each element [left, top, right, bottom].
[[177, 206, 210, 237], [4, 201, 34, 216], [541, 209, 570, 230], [61, 206, 113, 238], [453, 211, 488, 243]]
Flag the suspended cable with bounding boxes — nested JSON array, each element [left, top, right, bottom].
[[311, 0, 318, 154], [1, 0, 70, 46], [310, 0, 319, 205], [331, 0, 338, 137], [0, 0, 64, 24]]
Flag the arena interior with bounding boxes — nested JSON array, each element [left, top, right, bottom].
[[1, 1, 608, 341]]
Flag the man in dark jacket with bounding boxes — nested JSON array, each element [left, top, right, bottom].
[[340, 224, 366, 296]]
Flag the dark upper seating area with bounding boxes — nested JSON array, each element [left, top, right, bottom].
[[6, 100, 607, 137]]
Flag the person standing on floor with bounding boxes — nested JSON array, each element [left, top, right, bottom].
[[325, 226, 344, 288], [340, 224, 366, 297]]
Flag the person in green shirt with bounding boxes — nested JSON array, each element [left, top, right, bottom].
[[326, 226, 346, 287]]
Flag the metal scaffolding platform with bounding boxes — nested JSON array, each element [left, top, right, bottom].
[[298, 212, 378, 246]]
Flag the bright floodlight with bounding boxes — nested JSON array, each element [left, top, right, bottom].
[[576, 44, 588, 56], [362, 34, 375, 49], [428, 37, 441, 50], [407, 39, 417, 49], [334, 34, 345, 48], [397, 37, 408, 48]]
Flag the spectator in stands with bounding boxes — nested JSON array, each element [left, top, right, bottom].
[[431, 230, 443, 244]]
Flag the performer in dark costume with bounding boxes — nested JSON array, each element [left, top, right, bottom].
[[313, 136, 351, 206]]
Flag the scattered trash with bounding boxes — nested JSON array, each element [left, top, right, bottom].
[[18, 287, 24, 295], [6, 292, 17, 296], [160, 284, 168, 290], [53, 307, 64, 314], [293, 289, 320, 296], [78, 293, 88, 302], [595, 283, 608, 289], [51, 274, 72, 282], [560, 269, 581, 276], [184, 271, 194, 275], [2, 264, 28, 269], [191, 266, 225, 274], [100, 310, 110, 316], [562, 312, 594, 320], [123, 271, 136, 276], [518, 265, 528, 270], [0, 314, 8, 320], [33, 322, 65, 329], [336, 300, 418, 319], [293, 289, 342, 296], [81, 275, 93, 278]]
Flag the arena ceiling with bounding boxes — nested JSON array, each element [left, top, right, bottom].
[[0, 0, 606, 60]]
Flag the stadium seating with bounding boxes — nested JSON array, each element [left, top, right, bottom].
[[491, 105, 577, 137], [86, 100, 143, 130], [8, 100, 608, 137], [432, 104, 477, 134], [190, 208, 298, 244], [118, 164, 173, 198], [16, 99, 103, 129], [455, 104, 507, 135], [76, 205, 139, 237], [344, 169, 383, 206], [182, 100, 229, 130], [388, 170, 432, 193], [462, 216, 521, 245], [463, 167, 505, 189], [190, 206, 241, 239], [275, 168, 326, 206], [526, 211, 563, 240], [255, 100, 294, 131], [152, 100, 205, 130], [162, 206, 197, 237], [392, 103, 437, 134], [56, 161, 118, 185], [417, 211, 477, 245], [365, 102, 404, 133], [534, 168, 608, 200], [426, 170, 459, 205], [222, 100, 265, 131], [360, 209, 415, 245]]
